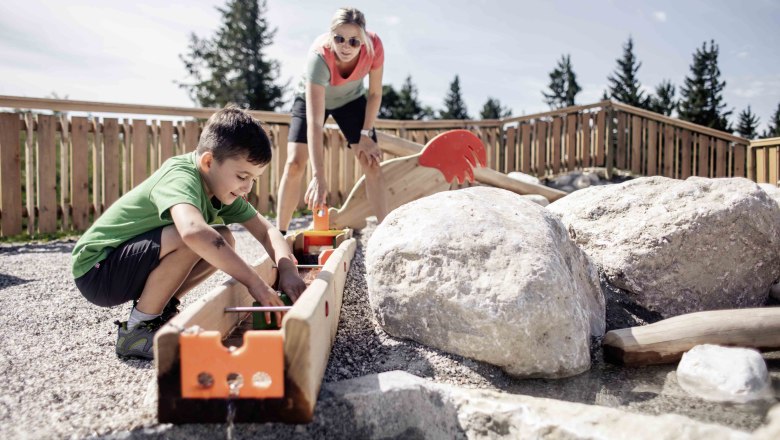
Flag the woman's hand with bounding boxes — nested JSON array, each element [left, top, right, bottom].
[[304, 174, 329, 210], [353, 135, 382, 167]]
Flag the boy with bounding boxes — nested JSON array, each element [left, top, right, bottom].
[[72, 106, 306, 359]]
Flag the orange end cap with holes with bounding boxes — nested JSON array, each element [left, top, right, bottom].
[[180, 330, 284, 399]]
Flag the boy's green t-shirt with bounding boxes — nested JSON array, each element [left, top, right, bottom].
[[71, 152, 258, 278]]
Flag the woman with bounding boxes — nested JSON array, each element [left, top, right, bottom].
[[276, 7, 387, 234]]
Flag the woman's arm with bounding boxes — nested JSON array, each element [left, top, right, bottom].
[[304, 83, 329, 209], [363, 65, 383, 134], [355, 66, 384, 166]]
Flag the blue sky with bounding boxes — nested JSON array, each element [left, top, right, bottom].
[[1, 0, 778, 133]]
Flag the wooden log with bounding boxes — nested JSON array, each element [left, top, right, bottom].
[[603, 307, 780, 366], [376, 131, 566, 202]]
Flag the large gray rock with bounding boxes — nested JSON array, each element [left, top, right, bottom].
[[314, 371, 751, 440], [548, 176, 780, 317], [366, 187, 604, 378]]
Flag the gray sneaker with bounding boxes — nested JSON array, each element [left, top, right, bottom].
[[115, 318, 164, 359]]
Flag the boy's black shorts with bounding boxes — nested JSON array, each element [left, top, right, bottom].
[[75, 227, 163, 307], [288, 95, 378, 146]]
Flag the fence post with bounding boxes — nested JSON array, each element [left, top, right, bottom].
[[605, 103, 615, 180]]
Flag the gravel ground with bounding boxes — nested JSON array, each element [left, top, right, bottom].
[[0, 215, 777, 439]]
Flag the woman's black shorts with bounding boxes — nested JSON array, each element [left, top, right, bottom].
[[288, 95, 378, 146]]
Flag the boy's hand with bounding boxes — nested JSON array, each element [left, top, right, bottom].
[[278, 262, 307, 302], [248, 282, 286, 326]]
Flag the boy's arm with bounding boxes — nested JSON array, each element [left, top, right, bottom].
[[170, 203, 286, 323], [241, 213, 307, 301]]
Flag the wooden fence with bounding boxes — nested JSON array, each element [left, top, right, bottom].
[[0, 95, 761, 238], [749, 137, 780, 185]]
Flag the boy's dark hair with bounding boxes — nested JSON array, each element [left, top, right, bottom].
[[197, 105, 272, 165]]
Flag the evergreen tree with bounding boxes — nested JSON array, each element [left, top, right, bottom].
[[379, 85, 400, 119], [480, 97, 512, 119], [764, 103, 780, 138], [395, 76, 431, 120], [178, 0, 286, 110], [439, 75, 470, 119], [678, 40, 732, 131], [649, 80, 676, 116], [542, 54, 581, 109], [606, 37, 650, 108], [736, 106, 760, 139]]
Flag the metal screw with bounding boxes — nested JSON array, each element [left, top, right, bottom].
[[197, 372, 214, 388]]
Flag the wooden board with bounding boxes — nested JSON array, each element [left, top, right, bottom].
[[102, 119, 120, 209], [603, 307, 780, 366], [630, 116, 642, 174], [0, 113, 22, 236], [375, 131, 566, 202], [329, 154, 448, 229], [70, 117, 90, 231], [156, 237, 357, 423], [37, 115, 57, 233], [131, 120, 147, 187]]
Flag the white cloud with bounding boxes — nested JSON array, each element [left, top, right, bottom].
[[737, 51, 750, 59], [383, 16, 401, 26], [652, 11, 667, 22]]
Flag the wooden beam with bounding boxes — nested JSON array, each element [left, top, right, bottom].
[[376, 132, 566, 201], [603, 307, 780, 366]]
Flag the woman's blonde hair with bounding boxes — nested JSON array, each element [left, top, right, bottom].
[[329, 7, 374, 57]]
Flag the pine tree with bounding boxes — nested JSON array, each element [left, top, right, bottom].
[[736, 106, 760, 139], [379, 85, 400, 119], [178, 0, 286, 110], [480, 97, 512, 119], [542, 54, 581, 109], [678, 40, 732, 131], [439, 75, 470, 119], [396, 76, 430, 120], [606, 37, 649, 109], [649, 80, 676, 116], [765, 103, 780, 138]]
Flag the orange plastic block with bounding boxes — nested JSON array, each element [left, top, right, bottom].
[[312, 206, 330, 231], [318, 248, 335, 265], [180, 330, 284, 399]]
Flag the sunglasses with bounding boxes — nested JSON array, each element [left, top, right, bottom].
[[333, 34, 361, 48]]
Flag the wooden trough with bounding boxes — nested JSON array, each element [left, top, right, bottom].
[[155, 227, 355, 423]]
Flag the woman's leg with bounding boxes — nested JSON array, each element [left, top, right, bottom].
[[357, 153, 388, 223], [276, 142, 309, 231]]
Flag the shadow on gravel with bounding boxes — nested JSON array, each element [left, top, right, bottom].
[[0, 242, 76, 255], [0, 273, 31, 290]]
